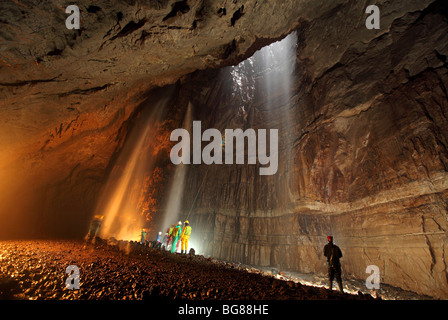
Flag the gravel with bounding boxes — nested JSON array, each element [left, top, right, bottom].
[[0, 238, 377, 300]]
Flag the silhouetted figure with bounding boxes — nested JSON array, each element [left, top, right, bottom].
[[323, 236, 344, 293], [154, 231, 162, 249], [86, 215, 103, 241], [161, 232, 168, 250]]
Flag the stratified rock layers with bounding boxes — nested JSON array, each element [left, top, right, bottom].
[[0, 0, 310, 238], [181, 1, 448, 299], [0, 0, 447, 299]]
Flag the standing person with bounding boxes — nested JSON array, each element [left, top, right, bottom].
[[323, 236, 344, 293], [166, 225, 174, 249], [175, 224, 183, 252], [155, 231, 162, 249], [140, 228, 147, 245], [144, 230, 151, 246], [180, 220, 192, 254], [161, 232, 169, 250], [170, 221, 182, 253], [86, 214, 103, 240]]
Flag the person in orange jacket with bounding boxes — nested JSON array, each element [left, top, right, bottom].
[[181, 220, 192, 254]]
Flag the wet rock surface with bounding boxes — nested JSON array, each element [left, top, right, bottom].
[[0, 0, 316, 240], [180, 0, 448, 299], [0, 0, 446, 302], [0, 239, 376, 300]]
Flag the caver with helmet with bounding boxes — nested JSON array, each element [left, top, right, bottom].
[[180, 220, 192, 254], [323, 236, 344, 293], [170, 221, 183, 253]]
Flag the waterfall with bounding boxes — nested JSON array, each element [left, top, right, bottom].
[[230, 32, 298, 203], [160, 102, 193, 233], [95, 95, 170, 241], [93, 33, 298, 242]]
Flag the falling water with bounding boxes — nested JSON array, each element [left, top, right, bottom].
[[230, 32, 297, 187], [258, 32, 298, 206], [258, 32, 297, 110], [230, 32, 297, 109], [95, 34, 298, 243], [95, 96, 170, 241], [160, 102, 193, 233]]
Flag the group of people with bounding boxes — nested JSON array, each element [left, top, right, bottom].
[[94, 216, 343, 293], [142, 220, 192, 254], [165, 220, 192, 254]]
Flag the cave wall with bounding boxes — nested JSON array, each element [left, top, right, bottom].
[[0, 0, 313, 238], [179, 0, 448, 299], [0, 0, 447, 299]]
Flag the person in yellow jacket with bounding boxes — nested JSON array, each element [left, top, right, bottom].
[[181, 220, 192, 254]]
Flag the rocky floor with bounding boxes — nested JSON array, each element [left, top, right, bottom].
[[0, 238, 382, 301]]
